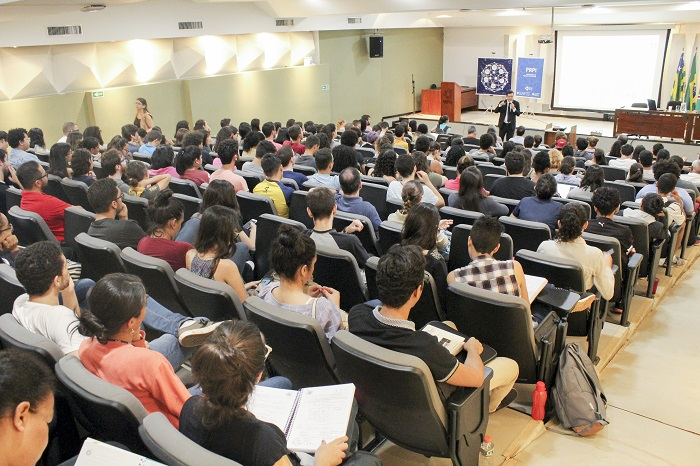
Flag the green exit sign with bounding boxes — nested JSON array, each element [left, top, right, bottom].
[[92, 91, 104, 98]]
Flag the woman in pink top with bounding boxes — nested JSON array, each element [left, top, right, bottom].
[[176, 145, 210, 187], [77, 274, 193, 428], [148, 145, 180, 178], [444, 155, 475, 191]]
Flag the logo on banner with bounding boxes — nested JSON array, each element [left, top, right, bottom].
[[516, 57, 544, 99], [477, 58, 513, 95]]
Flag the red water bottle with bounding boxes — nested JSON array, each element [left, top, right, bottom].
[[532, 381, 547, 421]]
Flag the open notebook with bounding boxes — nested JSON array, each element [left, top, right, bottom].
[[421, 323, 465, 355], [247, 383, 355, 453], [524, 274, 548, 303]]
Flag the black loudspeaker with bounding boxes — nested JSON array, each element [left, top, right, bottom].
[[369, 36, 383, 58]]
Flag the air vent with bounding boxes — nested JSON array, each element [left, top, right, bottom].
[[276, 18, 294, 26], [47, 26, 82, 36], [348, 17, 362, 24], [81, 4, 106, 12], [178, 21, 203, 30]]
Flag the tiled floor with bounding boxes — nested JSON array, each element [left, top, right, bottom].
[[377, 254, 700, 466]]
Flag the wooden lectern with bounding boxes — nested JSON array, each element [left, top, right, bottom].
[[440, 81, 462, 123]]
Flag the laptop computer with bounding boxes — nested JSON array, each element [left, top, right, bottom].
[[647, 99, 657, 111]]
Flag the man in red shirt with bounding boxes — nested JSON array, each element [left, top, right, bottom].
[[282, 124, 305, 155], [16, 161, 74, 242]]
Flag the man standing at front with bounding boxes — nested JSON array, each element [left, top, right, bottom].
[[496, 90, 521, 142]]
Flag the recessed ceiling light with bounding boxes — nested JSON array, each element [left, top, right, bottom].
[[436, 15, 452, 18]]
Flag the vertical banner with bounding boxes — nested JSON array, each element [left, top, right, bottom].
[[476, 58, 513, 95], [515, 57, 544, 99]]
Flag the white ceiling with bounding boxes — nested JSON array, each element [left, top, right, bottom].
[[0, 0, 699, 47]]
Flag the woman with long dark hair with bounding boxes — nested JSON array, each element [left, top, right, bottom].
[[448, 168, 508, 216], [48, 142, 72, 178], [569, 165, 605, 200], [134, 97, 154, 131]]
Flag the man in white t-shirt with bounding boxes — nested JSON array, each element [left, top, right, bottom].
[[608, 143, 636, 172], [680, 159, 700, 188], [387, 154, 444, 207], [12, 241, 90, 354]]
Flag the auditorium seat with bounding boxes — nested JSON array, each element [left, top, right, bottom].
[[358, 182, 389, 220], [499, 216, 551, 255], [313, 245, 368, 311], [61, 178, 93, 211], [287, 190, 314, 228], [0, 313, 63, 367], [8, 206, 58, 246], [236, 191, 277, 225], [439, 206, 483, 228], [45, 174, 71, 203], [377, 221, 403, 255], [333, 211, 379, 256], [254, 214, 305, 279], [172, 193, 201, 222], [74, 233, 126, 281], [122, 194, 149, 230], [448, 224, 513, 272], [168, 178, 201, 199], [64, 206, 96, 263], [5, 186, 22, 211], [0, 264, 24, 316], [174, 269, 245, 321]]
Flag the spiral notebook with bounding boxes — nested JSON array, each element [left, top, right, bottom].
[[247, 383, 355, 453]]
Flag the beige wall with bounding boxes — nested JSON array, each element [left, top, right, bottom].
[[319, 28, 443, 122]]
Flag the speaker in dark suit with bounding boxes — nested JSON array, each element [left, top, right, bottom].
[[495, 90, 521, 142]]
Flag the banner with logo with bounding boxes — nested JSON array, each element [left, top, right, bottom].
[[476, 58, 513, 95], [515, 57, 545, 99]]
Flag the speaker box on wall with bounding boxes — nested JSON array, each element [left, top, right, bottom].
[[369, 36, 383, 58]]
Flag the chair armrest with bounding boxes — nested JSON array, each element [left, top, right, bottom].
[[611, 264, 619, 276], [447, 368, 493, 465], [627, 253, 643, 272], [650, 238, 665, 252]]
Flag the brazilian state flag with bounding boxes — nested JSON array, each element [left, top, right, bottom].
[[672, 51, 686, 102], [685, 50, 698, 111]]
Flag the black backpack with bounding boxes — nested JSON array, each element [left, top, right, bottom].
[[551, 343, 608, 436]]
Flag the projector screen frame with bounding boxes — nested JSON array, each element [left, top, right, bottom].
[[550, 28, 671, 114]]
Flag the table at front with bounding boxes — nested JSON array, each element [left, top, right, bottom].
[[613, 109, 694, 143]]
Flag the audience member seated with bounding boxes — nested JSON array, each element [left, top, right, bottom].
[[413, 150, 446, 188], [389, 181, 451, 258], [242, 140, 277, 176], [670, 155, 700, 196], [12, 242, 93, 354], [208, 139, 247, 192], [58, 121, 78, 144], [180, 320, 355, 466], [448, 167, 508, 216], [639, 149, 655, 182], [295, 134, 320, 169], [185, 206, 257, 303], [17, 161, 74, 242], [305, 187, 370, 268], [77, 273, 221, 428], [241, 131, 263, 159], [87, 178, 146, 249], [177, 179, 255, 261], [332, 144, 361, 173], [489, 151, 536, 201], [656, 173, 687, 264], [137, 130, 161, 156], [7, 128, 39, 168], [336, 167, 381, 231], [585, 148, 606, 167], [100, 149, 131, 193], [635, 160, 695, 215], [401, 203, 451, 308], [626, 163, 644, 183], [175, 145, 209, 187], [443, 155, 474, 191], [586, 186, 635, 271], [70, 148, 96, 186], [282, 125, 306, 155], [182, 130, 213, 166], [48, 142, 72, 179], [554, 156, 580, 186], [122, 124, 141, 154], [66, 131, 83, 152], [531, 151, 551, 183], [148, 145, 180, 178], [537, 203, 615, 302], [367, 149, 397, 183], [568, 165, 605, 201], [253, 154, 293, 218], [510, 126, 525, 145], [258, 225, 346, 342], [443, 138, 465, 167], [0, 349, 56, 466], [387, 154, 443, 207], [470, 134, 497, 162], [127, 160, 171, 200], [548, 149, 562, 174], [278, 145, 308, 187], [348, 244, 519, 412], [307, 148, 341, 190], [512, 173, 562, 233], [680, 159, 700, 188], [462, 125, 479, 146], [622, 193, 668, 242], [0, 213, 20, 266], [260, 121, 282, 151], [137, 190, 192, 271], [609, 143, 636, 172]]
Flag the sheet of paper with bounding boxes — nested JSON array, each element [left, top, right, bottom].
[[246, 385, 298, 434], [524, 274, 548, 303], [557, 184, 573, 198], [286, 383, 355, 453], [421, 324, 465, 355], [75, 438, 164, 466]]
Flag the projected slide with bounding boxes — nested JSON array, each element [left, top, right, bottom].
[[553, 29, 669, 111]]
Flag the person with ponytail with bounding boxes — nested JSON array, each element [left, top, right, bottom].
[[258, 224, 345, 342], [186, 205, 258, 303], [137, 189, 193, 271], [180, 321, 353, 466], [126, 160, 171, 200], [134, 97, 154, 132], [176, 145, 210, 187], [537, 203, 615, 301]]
